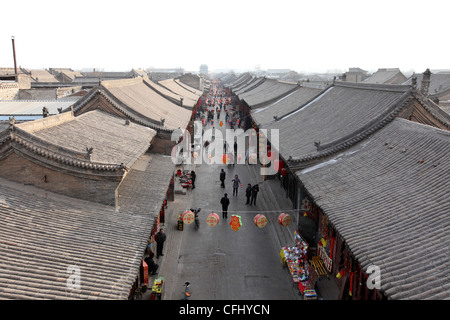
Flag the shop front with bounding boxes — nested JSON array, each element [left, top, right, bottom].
[[280, 230, 318, 300]]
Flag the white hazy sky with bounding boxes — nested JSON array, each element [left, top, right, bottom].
[[1, 0, 448, 74]]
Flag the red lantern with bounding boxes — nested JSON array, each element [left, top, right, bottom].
[[206, 213, 219, 227], [253, 214, 268, 228], [182, 210, 195, 224], [281, 168, 288, 176], [274, 159, 284, 171], [278, 213, 292, 226]]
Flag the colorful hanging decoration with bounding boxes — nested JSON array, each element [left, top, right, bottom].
[[253, 214, 268, 228], [219, 121, 224, 127], [349, 272, 355, 296], [274, 159, 284, 172], [182, 210, 195, 224], [206, 213, 219, 227], [278, 213, 292, 226], [229, 215, 242, 231]]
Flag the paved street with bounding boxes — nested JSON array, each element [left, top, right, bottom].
[[153, 107, 302, 300]]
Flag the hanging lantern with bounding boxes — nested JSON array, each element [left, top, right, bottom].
[[220, 121, 223, 127], [274, 159, 284, 172], [230, 215, 242, 231], [206, 213, 219, 227], [192, 151, 198, 159], [281, 168, 288, 176], [182, 210, 195, 224], [253, 214, 268, 228], [278, 213, 292, 226], [268, 150, 277, 161]]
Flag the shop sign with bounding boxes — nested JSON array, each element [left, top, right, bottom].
[[319, 246, 332, 272]]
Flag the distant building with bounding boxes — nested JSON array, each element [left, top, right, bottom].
[[342, 67, 369, 83], [403, 69, 450, 115], [363, 68, 407, 84], [147, 67, 184, 82]]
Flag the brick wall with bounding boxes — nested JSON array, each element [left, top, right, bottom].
[[0, 81, 19, 100], [0, 152, 121, 205]]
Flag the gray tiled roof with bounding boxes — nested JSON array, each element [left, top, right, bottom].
[[233, 77, 265, 96], [20, 110, 155, 169], [0, 177, 153, 299], [297, 118, 450, 300], [403, 72, 450, 96], [144, 78, 196, 108], [264, 82, 412, 167], [117, 153, 175, 216], [251, 86, 323, 127], [363, 68, 406, 84], [225, 73, 252, 89], [158, 78, 201, 107], [238, 78, 299, 108], [0, 100, 75, 116]]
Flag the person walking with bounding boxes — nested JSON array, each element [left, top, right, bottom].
[[155, 228, 166, 258], [250, 184, 260, 205], [190, 170, 196, 189], [220, 193, 230, 219], [220, 169, 226, 188], [245, 184, 252, 205], [232, 175, 241, 196]]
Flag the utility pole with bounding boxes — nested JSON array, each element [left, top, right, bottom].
[[11, 36, 18, 77]]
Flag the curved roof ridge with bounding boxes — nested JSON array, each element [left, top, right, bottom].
[[287, 88, 413, 166], [335, 80, 411, 92], [4, 126, 124, 171], [71, 87, 172, 133]]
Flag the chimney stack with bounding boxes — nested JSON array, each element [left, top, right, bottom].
[[421, 68, 431, 96], [11, 36, 18, 77]]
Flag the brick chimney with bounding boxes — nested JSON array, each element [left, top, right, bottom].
[[420, 69, 431, 96]]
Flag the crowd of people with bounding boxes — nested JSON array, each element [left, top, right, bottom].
[[191, 83, 262, 221], [195, 84, 243, 129]]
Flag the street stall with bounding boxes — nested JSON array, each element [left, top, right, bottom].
[[280, 230, 317, 299], [151, 276, 165, 300]]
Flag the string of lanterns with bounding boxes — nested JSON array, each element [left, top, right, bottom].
[[181, 210, 293, 231]]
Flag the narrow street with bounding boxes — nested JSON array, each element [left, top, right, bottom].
[[155, 101, 302, 300]]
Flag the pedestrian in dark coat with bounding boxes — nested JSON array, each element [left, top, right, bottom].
[[144, 252, 159, 275], [245, 184, 252, 205], [220, 169, 226, 188], [220, 193, 230, 219], [191, 170, 196, 189], [155, 228, 166, 258], [250, 184, 259, 205]]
